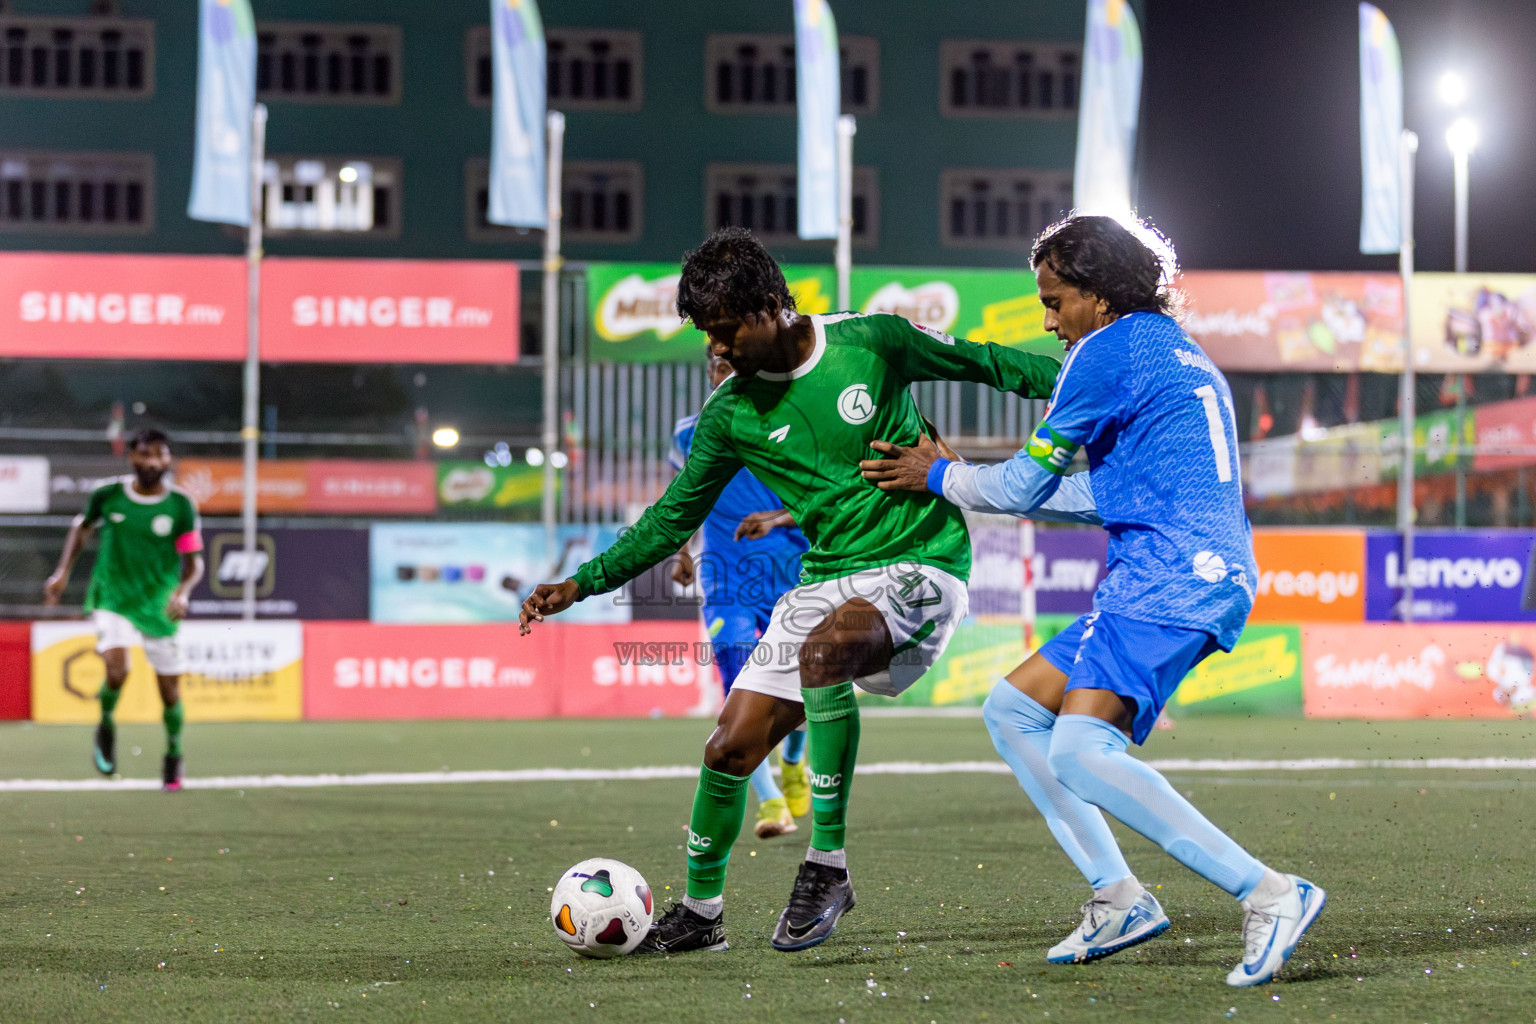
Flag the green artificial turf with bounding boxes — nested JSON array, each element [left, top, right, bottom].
[[1, 716, 1533, 1023]]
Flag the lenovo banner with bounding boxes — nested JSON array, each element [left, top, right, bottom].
[[0, 252, 245, 359], [302, 621, 712, 720], [1250, 531, 1365, 622], [176, 459, 436, 515], [1365, 531, 1536, 622], [1303, 622, 1536, 719], [260, 258, 519, 364], [190, 527, 369, 620]]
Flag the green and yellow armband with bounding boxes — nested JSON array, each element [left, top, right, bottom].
[[1026, 422, 1079, 476]]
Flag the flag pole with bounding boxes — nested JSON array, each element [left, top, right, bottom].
[[1396, 128, 1418, 624], [835, 114, 855, 310], [240, 102, 268, 622], [541, 110, 566, 564]]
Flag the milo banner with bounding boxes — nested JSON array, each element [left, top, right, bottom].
[[436, 460, 544, 513], [31, 620, 303, 724], [586, 262, 1058, 362], [1167, 623, 1303, 717], [1409, 273, 1536, 373]]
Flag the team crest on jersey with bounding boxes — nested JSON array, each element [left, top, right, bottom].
[[151, 514, 174, 536], [837, 384, 876, 424]]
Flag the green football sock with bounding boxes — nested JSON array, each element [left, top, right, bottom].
[[802, 682, 861, 852], [684, 765, 750, 901], [98, 684, 121, 728], [163, 700, 184, 757]]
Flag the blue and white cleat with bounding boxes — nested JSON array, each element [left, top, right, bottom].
[[1225, 874, 1326, 987], [1047, 888, 1171, 964]]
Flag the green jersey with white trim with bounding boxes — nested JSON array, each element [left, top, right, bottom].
[[573, 313, 1059, 596], [80, 480, 202, 638]]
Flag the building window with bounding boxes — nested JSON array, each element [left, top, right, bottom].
[[466, 159, 643, 244], [705, 33, 879, 114], [467, 27, 642, 112], [939, 168, 1072, 250], [706, 163, 878, 247], [256, 22, 400, 105], [940, 40, 1079, 117], [0, 14, 153, 97], [261, 157, 400, 237], [0, 151, 153, 234]]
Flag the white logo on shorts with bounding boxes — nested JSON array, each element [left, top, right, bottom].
[[837, 384, 876, 425], [1192, 551, 1227, 583], [152, 514, 174, 537]]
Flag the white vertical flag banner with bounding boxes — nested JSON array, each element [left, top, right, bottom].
[[188, 0, 257, 225], [795, 0, 840, 240], [1073, 0, 1142, 220], [1359, 2, 1403, 254], [489, 0, 548, 228]]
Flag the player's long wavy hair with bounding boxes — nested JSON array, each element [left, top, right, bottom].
[[1031, 214, 1183, 320], [676, 227, 796, 327]]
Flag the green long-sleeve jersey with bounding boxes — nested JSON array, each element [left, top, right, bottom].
[[572, 312, 1060, 597]]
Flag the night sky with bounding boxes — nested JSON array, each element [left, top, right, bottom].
[[1138, 0, 1535, 275]]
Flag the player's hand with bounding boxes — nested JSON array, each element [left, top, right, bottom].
[[519, 579, 581, 635], [42, 571, 67, 605], [735, 509, 795, 541], [671, 550, 696, 586], [166, 589, 191, 621], [860, 433, 942, 493]]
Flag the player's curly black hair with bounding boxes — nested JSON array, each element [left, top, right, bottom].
[[676, 227, 796, 327], [128, 428, 170, 451], [1030, 214, 1178, 317]]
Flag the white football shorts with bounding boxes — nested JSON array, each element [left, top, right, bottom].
[[92, 609, 185, 676], [729, 562, 969, 704]]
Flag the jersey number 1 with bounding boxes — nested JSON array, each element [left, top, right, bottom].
[[1194, 385, 1238, 483]]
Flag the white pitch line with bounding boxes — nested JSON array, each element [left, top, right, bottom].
[[3, 756, 1536, 793]]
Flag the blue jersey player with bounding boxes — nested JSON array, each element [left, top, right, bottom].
[[670, 349, 812, 839], [861, 216, 1324, 988]]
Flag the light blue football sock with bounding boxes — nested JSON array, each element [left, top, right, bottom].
[[748, 757, 783, 803], [1048, 713, 1268, 899], [781, 726, 807, 764], [982, 681, 1132, 890]]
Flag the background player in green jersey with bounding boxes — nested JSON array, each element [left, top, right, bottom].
[[44, 429, 205, 791], [521, 228, 1060, 955]]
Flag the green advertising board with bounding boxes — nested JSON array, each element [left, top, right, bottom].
[[857, 620, 1028, 709], [436, 461, 546, 515], [1167, 623, 1303, 717], [586, 262, 1057, 363], [1377, 408, 1476, 479]]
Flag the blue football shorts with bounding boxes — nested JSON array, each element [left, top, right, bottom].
[[1039, 610, 1222, 745], [704, 599, 774, 694]]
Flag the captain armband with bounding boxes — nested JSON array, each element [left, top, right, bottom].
[[1026, 422, 1079, 476]]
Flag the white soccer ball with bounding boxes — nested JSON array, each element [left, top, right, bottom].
[[549, 858, 653, 958]]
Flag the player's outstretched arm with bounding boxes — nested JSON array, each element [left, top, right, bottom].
[[866, 314, 1060, 399], [734, 508, 795, 541], [519, 579, 582, 635], [42, 520, 92, 605]]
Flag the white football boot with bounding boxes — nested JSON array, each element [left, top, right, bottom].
[[1226, 874, 1326, 987], [1047, 887, 1170, 964]]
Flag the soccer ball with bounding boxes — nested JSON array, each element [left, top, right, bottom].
[[549, 858, 653, 958]]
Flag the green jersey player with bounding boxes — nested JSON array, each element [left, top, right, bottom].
[[44, 429, 205, 790], [520, 228, 1059, 954]]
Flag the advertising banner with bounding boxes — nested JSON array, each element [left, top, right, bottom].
[[190, 527, 369, 620], [1472, 395, 1536, 472], [1169, 623, 1303, 716], [0, 253, 245, 360], [858, 620, 1027, 708], [302, 621, 712, 720], [793, 0, 840, 240], [31, 620, 303, 724], [1303, 622, 1536, 719], [1033, 529, 1108, 616], [968, 518, 1026, 617], [1409, 273, 1536, 373], [47, 456, 131, 514], [436, 460, 544, 512], [1073, 0, 1142, 220], [1365, 531, 1536, 622], [1250, 531, 1365, 622], [1179, 271, 1404, 372], [0, 622, 30, 720], [370, 522, 626, 624], [487, 0, 547, 228], [260, 258, 519, 364], [0, 455, 49, 513], [1357, 3, 1403, 254], [187, 0, 256, 226], [586, 262, 836, 363], [175, 459, 436, 515], [852, 266, 1058, 357]]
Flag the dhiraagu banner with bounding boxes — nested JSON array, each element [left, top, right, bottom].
[[586, 263, 1057, 362], [587, 262, 835, 363], [1167, 623, 1303, 717]]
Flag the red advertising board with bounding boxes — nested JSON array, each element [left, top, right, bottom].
[[261, 258, 519, 364], [175, 459, 435, 514], [0, 252, 245, 359], [0, 622, 30, 720], [1472, 396, 1536, 472], [1302, 623, 1536, 719], [302, 621, 711, 720]]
